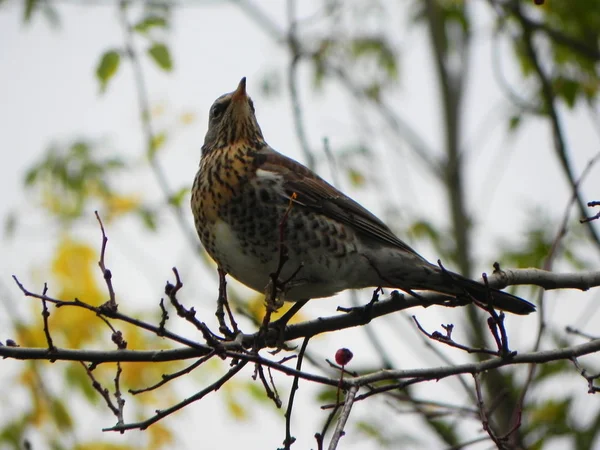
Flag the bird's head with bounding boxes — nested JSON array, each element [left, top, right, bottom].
[[202, 77, 265, 153]]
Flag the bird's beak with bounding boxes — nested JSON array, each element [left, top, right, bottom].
[[231, 77, 247, 103]]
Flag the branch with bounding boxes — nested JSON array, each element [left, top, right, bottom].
[[286, 0, 315, 170], [327, 384, 358, 450], [117, 1, 203, 255], [283, 336, 310, 449], [95, 211, 117, 310], [12, 275, 208, 350], [350, 338, 600, 387], [104, 360, 248, 432], [12, 266, 600, 353], [509, 1, 600, 249], [3, 338, 600, 390], [486, 267, 600, 291]]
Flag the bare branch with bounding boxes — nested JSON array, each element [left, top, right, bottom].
[[12, 275, 209, 350], [412, 315, 499, 356], [571, 357, 600, 394], [40, 291, 56, 354], [283, 336, 310, 449], [165, 268, 224, 349], [581, 201, 600, 224], [473, 373, 503, 448], [129, 352, 216, 395], [104, 361, 248, 432], [486, 267, 600, 292], [95, 211, 117, 311], [327, 384, 359, 450]]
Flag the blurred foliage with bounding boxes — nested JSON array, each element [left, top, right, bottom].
[[508, 1, 600, 108], [147, 43, 173, 72], [2, 237, 179, 449], [23, 140, 141, 224], [500, 210, 592, 272], [2, 0, 600, 449], [311, 34, 399, 99], [96, 50, 121, 94]]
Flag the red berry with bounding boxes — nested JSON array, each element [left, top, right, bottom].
[[335, 348, 353, 366]]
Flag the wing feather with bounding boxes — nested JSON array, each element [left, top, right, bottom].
[[257, 147, 420, 256]]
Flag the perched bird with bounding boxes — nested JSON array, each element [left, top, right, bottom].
[[191, 78, 535, 315]]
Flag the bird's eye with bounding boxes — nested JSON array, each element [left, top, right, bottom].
[[211, 101, 228, 120]]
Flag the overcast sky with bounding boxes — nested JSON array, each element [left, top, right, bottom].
[[1, 1, 599, 449]]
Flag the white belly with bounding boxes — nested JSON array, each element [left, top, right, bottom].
[[211, 220, 274, 294]]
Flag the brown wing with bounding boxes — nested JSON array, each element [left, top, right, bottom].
[[257, 146, 421, 256]]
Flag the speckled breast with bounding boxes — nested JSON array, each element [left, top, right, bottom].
[[191, 145, 361, 294]]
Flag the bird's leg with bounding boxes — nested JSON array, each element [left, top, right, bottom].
[[272, 299, 309, 329], [267, 299, 309, 350], [216, 268, 238, 338]]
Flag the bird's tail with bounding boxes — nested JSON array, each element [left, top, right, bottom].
[[443, 272, 535, 315], [389, 259, 536, 315], [379, 254, 535, 315]]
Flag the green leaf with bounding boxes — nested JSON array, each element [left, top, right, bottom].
[[350, 37, 398, 80], [149, 131, 167, 158], [138, 207, 157, 231], [134, 15, 167, 33], [508, 114, 522, 133], [168, 187, 190, 208], [24, 0, 38, 23], [3, 211, 17, 239], [50, 399, 73, 431], [529, 398, 572, 435], [95, 50, 121, 94], [347, 168, 365, 187], [554, 76, 580, 108], [24, 166, 39, 186], [147, 43, 173, 72]]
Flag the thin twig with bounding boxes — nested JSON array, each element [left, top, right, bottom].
[[117, 1, 203, 257], [158, 298, 169, 335], [103, 360, 248, 432], [165, 268, 224, 348], [566, 326, 599, 341], [283, 336, 310, 449], [286, 0, 315, 170], [80, 361, 120, 417], [12, 275, 210, 351], [473, 373, 503, 448], [571, 357, 600, 394], [253, 362, 282, 408], [40, 288, 56, 353], [113, 362, 125, 428], [95, 211, 117, 311], [315, 402, 340, 450], [412, 315, 499, 356], [405, 314, 476, 403], [129, 352, 216, 395], [510, 1, 600, 249]]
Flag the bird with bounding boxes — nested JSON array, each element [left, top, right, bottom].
[[191, 77, 535, 316]]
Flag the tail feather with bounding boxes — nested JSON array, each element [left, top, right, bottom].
[[446, 273, 535, 315]]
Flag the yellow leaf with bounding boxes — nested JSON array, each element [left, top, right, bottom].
[[52, 237, 103, 305], [47, 237, 106, 347], [179, 111, 196, 125], [151, 103, 165, 118], [148, 422, 174, 450], [225, 391, 247, 420], [104, 193, 140, 220]]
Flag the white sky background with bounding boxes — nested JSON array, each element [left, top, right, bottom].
[[1, 1, 600, 449]]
